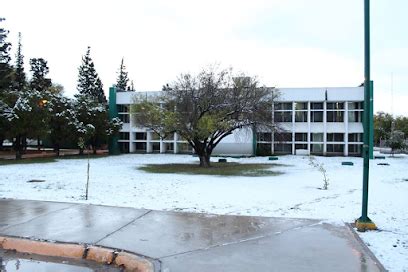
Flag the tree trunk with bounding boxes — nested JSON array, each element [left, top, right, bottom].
[[37, 136, 41, 151], [199, 155, 211, 168], [79, 148, 84, 155], [22, 137, 27, 153], [54, 144, 60, 157], [0, 137, 4, 151], [15, 135, 22, 160], [93, 145, 97, 155]]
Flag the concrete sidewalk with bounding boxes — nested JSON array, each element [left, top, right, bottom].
[[0, 199, 384, 272]]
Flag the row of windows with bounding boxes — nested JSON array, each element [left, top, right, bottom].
[[274, 111, 362, 122], [118, 142, 192, 154], [119, 132, 184, 141], [274, 102, 363, 111], [257, 143, 362, 155], [257, 133, 363, 143]]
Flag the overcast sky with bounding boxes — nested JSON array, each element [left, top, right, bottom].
[[2, 0, 407, 115]]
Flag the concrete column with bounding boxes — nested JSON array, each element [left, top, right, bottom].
[[292, 102, 296, 155], [344, 102, 349, 156], [323, 101, 327, 155], [174, 133, 178, 154], [160, 137, 165, 153], [146, 132, 153, 153], [129, 114, 135, 153]]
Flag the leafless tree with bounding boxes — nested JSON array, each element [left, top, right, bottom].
[[133, 66, 280, 167]]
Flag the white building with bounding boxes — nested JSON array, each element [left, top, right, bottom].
[[110, 86, 366, 157]]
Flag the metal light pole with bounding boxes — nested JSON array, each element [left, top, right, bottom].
[[356, 0, 377, 232]]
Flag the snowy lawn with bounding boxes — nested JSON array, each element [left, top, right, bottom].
[[0, 153, 407, 271]]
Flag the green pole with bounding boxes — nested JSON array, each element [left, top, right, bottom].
[[356, 0, 376, 231], [252, 125, 257, 156], [108, 86, 120, 155]]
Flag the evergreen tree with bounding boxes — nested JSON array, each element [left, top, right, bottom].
[[29, 58, 52, 94], [13, 32, 26, 93], [48, 93, 76, 156], [0, 18, 13, 93], [77, 46, 106, 103], [0, 18, 13, 149], [95, 77, 106, 103], [116, 57, 128, 91], [74, 93, 120, 154]]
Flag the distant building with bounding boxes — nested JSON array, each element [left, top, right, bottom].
[[109, 85, 372, 157]]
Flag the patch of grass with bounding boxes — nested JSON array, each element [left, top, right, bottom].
[[0, 157, 56, 166], [57, 154, 109, 160], [139, 162, 285, 176]]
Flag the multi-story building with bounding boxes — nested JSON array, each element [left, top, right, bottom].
[[108, 85, 372, 157]]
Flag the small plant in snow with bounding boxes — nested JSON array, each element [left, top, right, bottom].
[[78, 137, 90, 200], [309, 156, 329, 190]]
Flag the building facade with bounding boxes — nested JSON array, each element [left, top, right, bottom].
[[109, 86, 372, 157]]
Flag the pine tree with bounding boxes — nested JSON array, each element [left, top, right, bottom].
[[116, 57, 128, 91], [77, 46, 106, 103], [0, 18, 13, 149], [13, 32, 26, 93], [30, 58, 52, 94], [0, 18, 13, 93]]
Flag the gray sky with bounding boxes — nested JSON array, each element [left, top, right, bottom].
[[3, 0, 407, 115]]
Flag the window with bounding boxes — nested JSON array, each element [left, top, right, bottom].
[[119, 114, 130, 123], [257, 143, 272, 156], [327, 144, 344, 153], [274, 102, 292, 110], [119, 142, 129, 153], [348, 133, 363, 142], [274, 143, 292, 153], [311, 102, 323, 109], [117, 104, 130, 113], [348, 102, 363, 110], [295, 144, 307, 150], [135, 142, 146, 151], [164, 134, 174, 141], [295, 133, 307, 142], [151, 133, 161, 140], [348, 111, 363, 122], [295, 111, 307, 122], [152, 142, 161, 152], [257, 133, 272, 142], [135, 132, 147, 140], [348, 144, 362, 155], [311, 144, 323, 153], [294, 102, 307, 110], [311, 111, 323, 122], [119, 132, 130, 140], [311, 133, 323, 142], [177, 143, 192, 153], [327, 111, 344, 122], [274, 112, 292, 122], [274, 132, 292, 142], [327, 133, 344, 142], [327, 102, 344, 110]]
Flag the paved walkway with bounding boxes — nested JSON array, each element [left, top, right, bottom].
[[0, 199, 384, 272]]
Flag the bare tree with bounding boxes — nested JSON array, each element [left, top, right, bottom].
[[132, 66, 279, 167]]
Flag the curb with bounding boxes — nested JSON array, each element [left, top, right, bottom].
[[0, 235, 154, 272], [345, 223, 388, 272]]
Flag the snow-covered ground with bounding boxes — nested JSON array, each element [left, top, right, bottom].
[[0, 153, 407, 271]]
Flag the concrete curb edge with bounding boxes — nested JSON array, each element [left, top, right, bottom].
[[345, 223, 388, 272], [0, 235, 155, 272]]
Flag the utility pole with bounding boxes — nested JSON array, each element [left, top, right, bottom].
[[355, 0, 377, 232]]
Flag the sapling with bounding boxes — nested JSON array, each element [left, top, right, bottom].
[[78, 137, 90, 200], [309, 156, 329, 190]]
